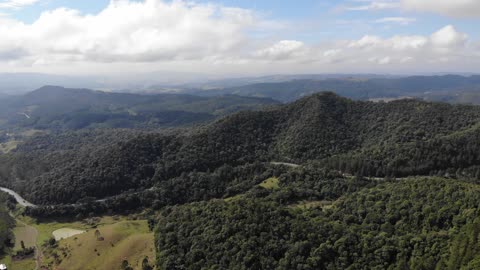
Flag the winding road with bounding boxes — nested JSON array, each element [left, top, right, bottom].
[[0, 187, 36, 208], [270, 162, 301, 168], [0, 188, 41, 269]]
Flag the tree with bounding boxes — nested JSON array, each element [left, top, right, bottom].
[[142, 256, 153, 270]]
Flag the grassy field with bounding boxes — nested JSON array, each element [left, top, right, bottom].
[[13, 223, 37, 251], [11, 211, 156, 270], [0, 140, 20, 153], [42, 219, 155, 270], [0, 255, 36, 270], [52, 228, 86, 241], [259, 177, 280, 190], [16, 215, 122, 246]]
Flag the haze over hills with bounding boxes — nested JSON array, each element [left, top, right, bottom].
[[1, 92, 480, 269], [0, 85, 279, 132], [1, 90, 480, 269], [1, 92, 480, 205], [3, 73, 480, 106], [193, 75, 480, 103], [2, 0, 480, 269]]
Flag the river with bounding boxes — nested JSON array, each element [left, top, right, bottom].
[[0, 187, 36, 208]]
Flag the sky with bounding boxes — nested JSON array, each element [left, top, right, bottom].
[[0, 0, 479, 78]]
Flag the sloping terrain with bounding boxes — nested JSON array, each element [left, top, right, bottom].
[[195, 75, 480, 103], [3, 92, 480, 206], [0, 86, 279, 131]]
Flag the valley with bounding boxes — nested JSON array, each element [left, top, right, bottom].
[[2, 87, 480, 269], [2, 0, 480, 269]]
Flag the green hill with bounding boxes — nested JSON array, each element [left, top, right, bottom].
[[3, 92, 480, 207], [196, 75, 480, 103], [0, 86, 279, 131]]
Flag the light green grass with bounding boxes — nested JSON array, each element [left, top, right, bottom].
[[0, 141, 20, 153], [8, 257, 36, 270], [52, 228, 86, 241], [43, 220, 155, 270], [13, 223, 37, 250], [259, 177, 280, 190], [1, 254, 36, 270], [21, 129, 48, 137], [34, 220, 89, 246]]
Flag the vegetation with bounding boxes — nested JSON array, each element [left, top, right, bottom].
[[0, 193, 14, 255], [4, 92, 480, 206], [0, 86, 279, 131], [197, 75, 480, 103], [42, 219, 155, 270], [156, 177, 480, 270], [4, 90, 480, 269]]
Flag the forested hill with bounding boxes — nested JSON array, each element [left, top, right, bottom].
[[2, 92, 480, 205], [0, 85, 279, 130], [194, 75, 480, 103]]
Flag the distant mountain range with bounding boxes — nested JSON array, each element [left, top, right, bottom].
[[192, 75, 480, 103], [0, 86, 279, 131]]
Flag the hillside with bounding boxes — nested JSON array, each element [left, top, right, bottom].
[[3, 92, 480, 207], [195, 75, 480, 103], [0, 86, 279, 131], [2, 92, 480, 270], [156, 177, 480, 269]]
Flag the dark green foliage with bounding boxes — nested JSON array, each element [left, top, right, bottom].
[[4, 91, 480, 269], [155, 178, 480, 270], [197, 75, 480, 103], [0, 86, 279, 131], [5, 92, 480, 205], [0, 193, 15, 255]]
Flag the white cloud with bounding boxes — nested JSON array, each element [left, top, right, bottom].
[[347, 25, 468, 54], [347, 1, 400, 11], [0, 0, 257, 63], [0, 0, 477, 76], [374, 17, 416, 25], [255, 40, 306, 60], [292, 24, 473, 72], [430, 25, 468, 49], [348, 34, 428, 50], [402, 0, 480, 18], [0, 0, 39, 9], [323, 49, 342, 57], [369, 56, 391, 64]]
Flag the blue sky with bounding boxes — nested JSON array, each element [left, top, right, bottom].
[[10, 0, 478, 40], [0, 0, 479, 76]]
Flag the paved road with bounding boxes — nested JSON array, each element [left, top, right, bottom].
[[0, 187, 36, 208], [270, 162, 301, 168]]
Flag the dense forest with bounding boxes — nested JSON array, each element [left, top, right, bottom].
[[195, 75, 480, 103], [156, 177, 480, 270], [0, 193, 15, 255], [4, 91, 480, 269], [3, 92, 480, 205], [0, 86, 279, 131]]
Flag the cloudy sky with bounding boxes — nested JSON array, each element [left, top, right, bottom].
[[0, 0, 479, 77]]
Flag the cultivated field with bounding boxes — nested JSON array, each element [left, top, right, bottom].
[[43, 219, 155, 270], [52, 228, 86, 241]]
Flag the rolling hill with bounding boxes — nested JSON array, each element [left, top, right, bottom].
[[193, 75, 480, 103], [0, 86, 279, 131], [2, 92, 480, 206], [3, 91, 480, 269]]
